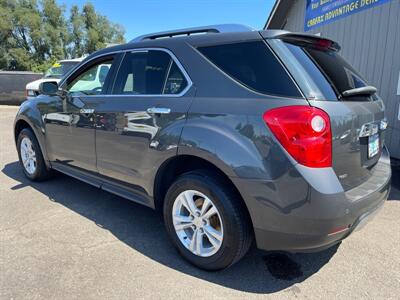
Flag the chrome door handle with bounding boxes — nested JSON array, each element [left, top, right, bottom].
[[147, 107, 171, 114], [80, 108, 95, 114]]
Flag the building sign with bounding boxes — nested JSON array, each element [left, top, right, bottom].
[[304, 0, 392, 31]]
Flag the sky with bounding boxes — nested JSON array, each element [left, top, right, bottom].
[[59, 0, 275, 41]]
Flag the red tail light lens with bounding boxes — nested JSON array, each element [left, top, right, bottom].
[[263, 106, 332, 168]]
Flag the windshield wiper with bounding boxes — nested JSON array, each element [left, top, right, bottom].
[[341, 86, 377, 97]]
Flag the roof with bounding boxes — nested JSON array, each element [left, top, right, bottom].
[[83, 24, 260, 62], [264, 0, 293, 30], [79, 24, 303, 65]]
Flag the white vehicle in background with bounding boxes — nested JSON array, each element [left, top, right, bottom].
[[25, 58, 82, 98]]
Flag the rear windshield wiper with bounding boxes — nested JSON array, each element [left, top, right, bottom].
[[341, 86, 377, 97]]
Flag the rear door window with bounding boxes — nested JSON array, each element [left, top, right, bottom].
[[113, 50, 188, 95], [197, 41, 302, 98], [163, 62, 188, 94]]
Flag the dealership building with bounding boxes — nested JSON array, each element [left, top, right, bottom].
[[265, 0, 400, 159]]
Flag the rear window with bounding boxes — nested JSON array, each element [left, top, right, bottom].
[[282, 41, 370, 100], [305, 47, 367, 92], [197, 41, 302, 98]]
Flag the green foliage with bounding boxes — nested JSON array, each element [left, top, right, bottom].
[[0, 0, 126, 71]]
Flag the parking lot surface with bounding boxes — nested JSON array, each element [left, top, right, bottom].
[[1, 105, 399, 299]]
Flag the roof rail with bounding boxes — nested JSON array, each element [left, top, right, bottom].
[[130, 24, 255, 43]]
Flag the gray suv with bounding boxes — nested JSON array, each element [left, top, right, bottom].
[[14, 25, 391, 270]]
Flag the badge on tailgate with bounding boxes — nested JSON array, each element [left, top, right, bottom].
[[359, 123, 380, 158]]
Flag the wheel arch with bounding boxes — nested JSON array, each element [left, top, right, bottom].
[[14, 113, 50, 168], [153, 154, 254, 230]]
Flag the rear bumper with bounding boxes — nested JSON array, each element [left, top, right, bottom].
[[232, 147, 391, 252]]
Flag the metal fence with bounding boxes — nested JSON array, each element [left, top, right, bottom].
[[0, 71, 42, 105]]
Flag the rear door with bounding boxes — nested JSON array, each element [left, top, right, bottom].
[[268, 35, 387, 190], [94, 49, 194, 198]]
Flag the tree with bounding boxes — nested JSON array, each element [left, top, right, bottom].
[[82, 2, 98, 54], [81, 3, 125, 54], [69, 5, 84, 58], [42, 0, 68, 60], [0, 0, 126, 71], [0, 0, 43, 70]]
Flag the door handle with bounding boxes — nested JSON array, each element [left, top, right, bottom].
[[146, 107, 171, 114], [80, 108, 95, 114]]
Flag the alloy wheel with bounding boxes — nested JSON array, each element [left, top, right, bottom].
[[172, 190, 224, 257], [20, 137, 37, 175]]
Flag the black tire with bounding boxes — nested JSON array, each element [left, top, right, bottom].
[[163, 170, 253, 271], [17, 128, 51, 181]]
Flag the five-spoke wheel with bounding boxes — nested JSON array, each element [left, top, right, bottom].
[[17, 128, 51, 181], [164, 170, 253, 270], [172, 190, 223, 257], [20, 137, 37, 175]]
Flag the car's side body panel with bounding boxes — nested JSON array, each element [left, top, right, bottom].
[[179, 97, 308, 180], [43, 95, 99, 172], [94, 91, 195, 199]]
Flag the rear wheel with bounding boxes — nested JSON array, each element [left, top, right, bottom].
[[163, 170, 253, 270], [17, 128, 51, 181]]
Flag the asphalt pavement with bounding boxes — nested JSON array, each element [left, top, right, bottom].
[[1, 105, 399, 299]]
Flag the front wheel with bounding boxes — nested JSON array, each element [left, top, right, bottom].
[[163, 170, 253, 270], [17, 128, 51, 181]]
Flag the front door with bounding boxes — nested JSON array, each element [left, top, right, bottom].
[[94, 49, 193, 197], [44, 55, 117, 173]]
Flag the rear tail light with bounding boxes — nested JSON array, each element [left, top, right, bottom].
[[263, 106, 332, 168]]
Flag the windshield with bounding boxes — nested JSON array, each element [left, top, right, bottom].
[[44, 61, 79, 79]]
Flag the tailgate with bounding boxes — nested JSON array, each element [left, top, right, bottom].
[[310, 100, 386, 190], [266, 32, 387, 191]]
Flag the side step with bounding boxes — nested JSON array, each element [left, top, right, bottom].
[[51, 162, 153, 208]]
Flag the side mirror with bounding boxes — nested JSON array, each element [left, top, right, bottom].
[[39, 81, 59, 96]]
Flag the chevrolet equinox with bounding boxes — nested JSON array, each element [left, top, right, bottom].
[[14, 24, 391, 270]]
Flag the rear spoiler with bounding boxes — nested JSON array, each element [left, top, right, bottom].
[[261, 31, 341, 52]]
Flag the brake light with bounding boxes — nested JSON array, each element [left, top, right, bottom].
[[315, 39, 333, 50], [263, 106, 332, 168]]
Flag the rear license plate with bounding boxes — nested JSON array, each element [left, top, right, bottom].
[[368, 134, 379, 158]]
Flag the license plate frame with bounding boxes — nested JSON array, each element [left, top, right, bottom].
[[368, 134, 379, 158]]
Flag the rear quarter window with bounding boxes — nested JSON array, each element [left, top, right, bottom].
[[197, 41, 302, 98]]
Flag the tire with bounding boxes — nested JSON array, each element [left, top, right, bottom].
[[17, 128, 51, 181], [163, 170, 253, 271]]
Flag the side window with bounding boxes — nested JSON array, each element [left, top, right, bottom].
[[67, 59, 113, 95], [163, 62, 187, 94], [113, 50, 188, 95], [197, 41, 302, 97]]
